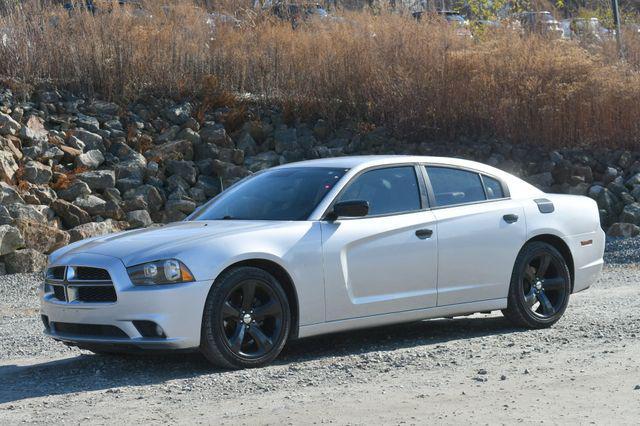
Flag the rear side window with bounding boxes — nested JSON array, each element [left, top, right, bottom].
[[337, 166, 421, 216], [426, 166, 486, 207], [482, 175, 505, 199]]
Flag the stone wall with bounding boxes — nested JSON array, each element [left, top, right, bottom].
[[1, 86, 639, 274]]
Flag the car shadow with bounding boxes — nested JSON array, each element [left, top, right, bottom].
[[0, 315, 526, 405]]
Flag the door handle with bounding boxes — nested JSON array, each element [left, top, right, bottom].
[[415, 229, 433, 239], [503, 214, 519, 224]]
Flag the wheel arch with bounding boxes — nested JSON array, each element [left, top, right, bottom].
[[216, 258, 300, 340], [524, 234, 575, 292]]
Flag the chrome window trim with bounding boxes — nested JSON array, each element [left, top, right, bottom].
[[320, 163, 429, 221], [422, 163, 511, 210]]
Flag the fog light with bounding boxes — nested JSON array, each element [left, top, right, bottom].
[[132, 320, 166, 338]]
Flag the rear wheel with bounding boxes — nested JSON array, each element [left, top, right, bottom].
[[200, 267, 290, 369], [502, 241, 571, 328]]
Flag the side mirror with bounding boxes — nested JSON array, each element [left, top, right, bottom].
[[328, 200, 369, 220]]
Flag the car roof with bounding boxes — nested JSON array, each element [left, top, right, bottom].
[[276, 155, 544, 200], [276, 155, 495, 173]]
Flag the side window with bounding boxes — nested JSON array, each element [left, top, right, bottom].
[[426, 166, 486, 207], [482, 175, 505, 199], [337, 166, 421, 216]]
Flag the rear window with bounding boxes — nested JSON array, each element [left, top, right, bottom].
[[425, 166, 486, 207], [482, 175, 505, 199]]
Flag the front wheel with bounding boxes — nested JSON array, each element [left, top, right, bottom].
[[200, 267, 291, 369], [502, 241, 571, 328]]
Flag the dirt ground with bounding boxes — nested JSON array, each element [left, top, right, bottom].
[[1, 263, 639, 425]]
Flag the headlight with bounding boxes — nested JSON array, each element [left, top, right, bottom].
[[127, 259, 195, 285]]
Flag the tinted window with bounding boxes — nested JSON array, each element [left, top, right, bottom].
[[337, 166, 421, 216], [426, 166, 486, 206], [483, 175, 505, 199], [190, 167, 347, 221]]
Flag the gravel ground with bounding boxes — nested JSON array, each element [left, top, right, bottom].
[[1, 238, 639, 424]]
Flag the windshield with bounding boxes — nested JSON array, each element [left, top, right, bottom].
[[190, 167, 348, 221]]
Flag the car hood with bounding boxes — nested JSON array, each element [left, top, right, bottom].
[[56, 220, 287, 266]]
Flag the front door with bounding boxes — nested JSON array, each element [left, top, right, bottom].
[[321, 165, 438, 321]]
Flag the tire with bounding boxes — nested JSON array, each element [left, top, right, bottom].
[[200, 266, 291, 369], [502, 241, 571, 329]]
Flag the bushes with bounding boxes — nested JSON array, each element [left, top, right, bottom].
[[0, 2, 639, 148]]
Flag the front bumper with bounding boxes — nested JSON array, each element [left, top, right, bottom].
[[40, 252, 212, 350]]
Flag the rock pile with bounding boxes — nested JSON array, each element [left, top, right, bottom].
[[1, 85, 639, 274]]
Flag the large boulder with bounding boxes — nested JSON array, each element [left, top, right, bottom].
[[0, 150, 19, 183], [56, 180, 92, 201], [13, 219, 69, 254], [75, 149, 105, 169], [274, 127, 298, 154], [123, 185, 164, 212], [2, 249, 48, 273], [51, 199, 91, 228], [76, 170, 115, 190], [0, 182, 24, 204], [607, 222, 640, 238], [619, 203, 640, 225], [200, 123, 233, 148], [0, 112, 21, 135], [5, 203, 47, 223], [74, 195, 107, 216], [0, 225, 24, 256], [166, 160, 197, 185], [68, 219, 127, 243], [73, 128, 104, 152], [126, 210, 153, 228], [164, 102, 193, 125], [23, 160, 52, 185]]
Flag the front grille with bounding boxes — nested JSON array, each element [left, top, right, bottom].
[[76, 286, 117, 302], [46, 266, 66, 281], [52, 285, 66, 301], [52, 322, 128, 338], [75, 267, 111, 281], [45, 265, 117, 304]]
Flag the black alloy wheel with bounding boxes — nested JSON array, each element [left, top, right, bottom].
[[503, 241, 571, 328], [201, 267, 290, 369]]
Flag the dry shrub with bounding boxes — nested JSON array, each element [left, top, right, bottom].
[[0, 3, 639, 148]]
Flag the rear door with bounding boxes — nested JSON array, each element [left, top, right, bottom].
[[321, 165, 438, 321], [424, 166, 526, 306]]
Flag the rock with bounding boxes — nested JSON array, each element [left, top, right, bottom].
[[20, 116, 48, 143], [164, 102, 193, 125], [126, 210, 153, 228], [123, 185, 164, 212], [619, 203, 640, 225], [13, 219, 69, 254], [73, 129, 104, 152], [56, 180, 92, 201], [0, 112, 21, 135], [76, 113, 101, 132], [176, 128, 201, 145], [165, 199, 197, 215], [0, 225, 24, 256], [0, 206, 12, 226], [0, 182, 24, 204], [0, 262, 5, 275], [90, 100, 120, 116], [74, 195, 107, 216], [237, 132, 257, 156], [274, 127, 298, 154], [246, 151, 280, 172], [42, 145, 64, 162], [67, 135, 86, 151], [116, 177, 143, 193], [32, 187, 57, 205], [625, 173, 640, 188], [51, 199, 91, 228], [2, 249, 48, 274], [58, 145, 82, 163], [194, 175, 222, 197], [76, 170, 115, 190], [5, 203, 47, 223], [75, 149, 105, 169], [146, 139, 194, 162], [200, 123, 234, 147], [526, 172, 553, 189], [166, 160, 197, 185], [23, 161, 52, 185], [607, 222, 640, 238], [0, 151, 19, 183], [68, 219, 127, 243]]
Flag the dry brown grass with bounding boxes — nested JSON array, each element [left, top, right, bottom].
[[1, 2, 639, 148]]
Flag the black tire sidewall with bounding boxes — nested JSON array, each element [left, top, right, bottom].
[[201, 267, 291, 369], [508, 242, 571, 328]]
